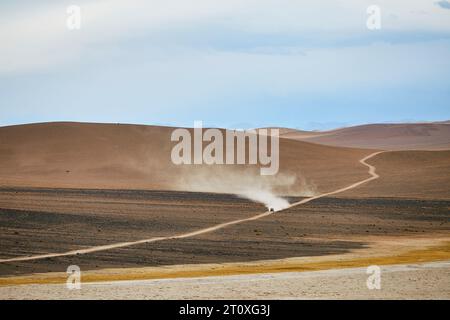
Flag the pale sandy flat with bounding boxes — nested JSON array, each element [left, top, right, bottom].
[[1, 261, 448, 300]]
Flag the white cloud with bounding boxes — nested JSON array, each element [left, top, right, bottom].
[[1, 0, 450, 75]]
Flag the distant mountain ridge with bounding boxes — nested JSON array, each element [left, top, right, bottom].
[[274, 122, 450, 150]]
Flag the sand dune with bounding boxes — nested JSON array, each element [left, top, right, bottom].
[[280, 122, 450, 151]]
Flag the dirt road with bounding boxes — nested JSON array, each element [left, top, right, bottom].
[[0, 152, 384, 264]]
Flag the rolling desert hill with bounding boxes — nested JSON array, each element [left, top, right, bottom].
[[339, 150, 450, 200], [280, 122, 450, 151], [0, 122, 449, 200], [0, 122, 370, 196]]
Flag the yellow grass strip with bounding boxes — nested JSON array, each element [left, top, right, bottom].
[[1, 242, 449, 287]]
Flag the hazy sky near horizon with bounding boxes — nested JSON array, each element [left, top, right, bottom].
[[1, 0, 450, 130]]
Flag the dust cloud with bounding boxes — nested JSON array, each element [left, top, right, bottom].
[[175, 167, 317, 212]]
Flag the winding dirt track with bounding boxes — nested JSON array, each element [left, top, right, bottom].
[[0, 151, 384, 263]]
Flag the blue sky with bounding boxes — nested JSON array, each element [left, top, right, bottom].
[[1, 0, 450, 130]]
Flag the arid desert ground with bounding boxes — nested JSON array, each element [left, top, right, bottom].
[[0, 122, 449, 299]]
